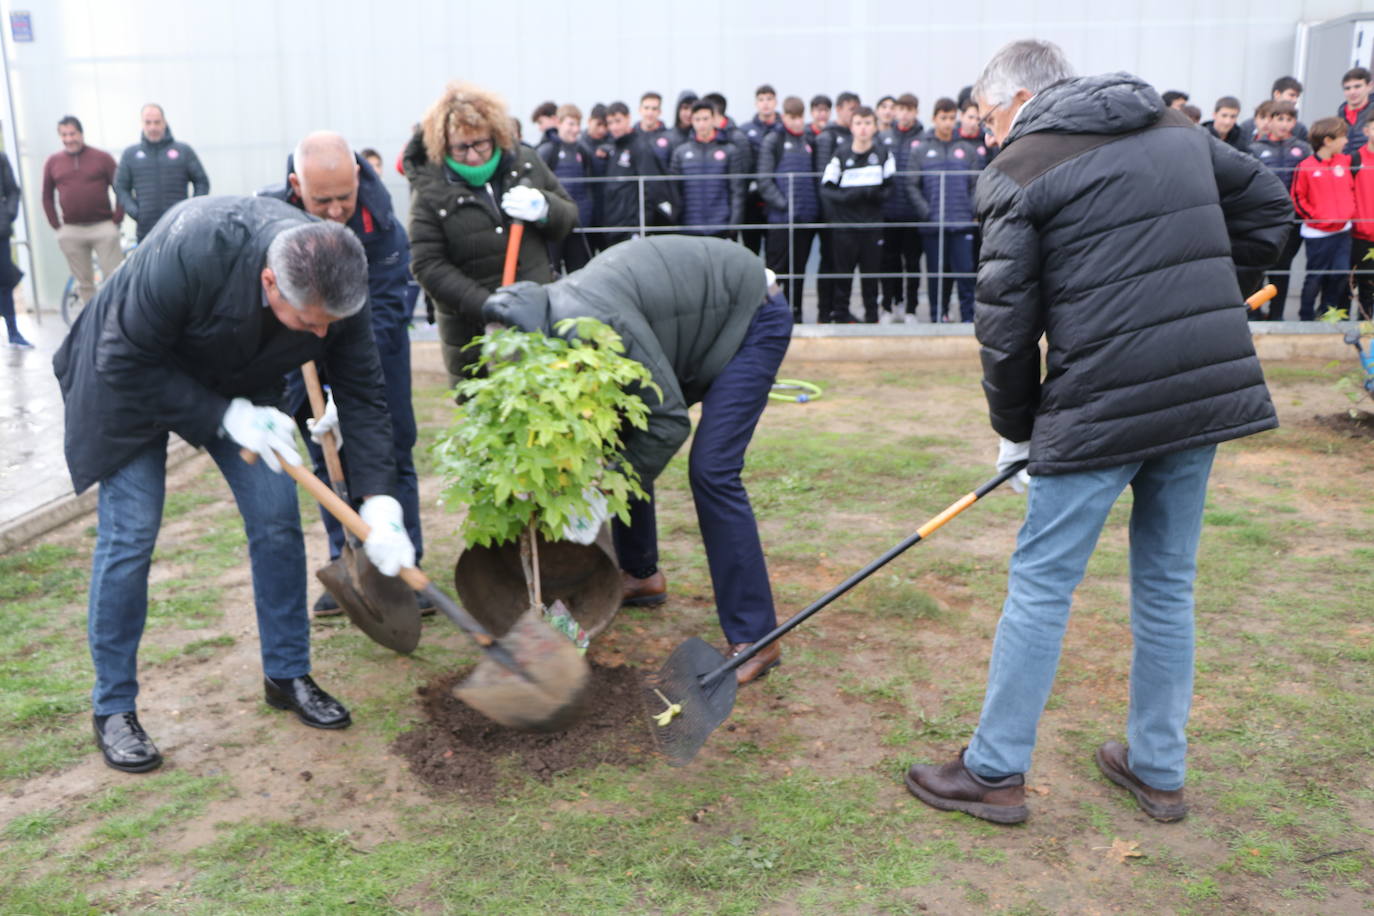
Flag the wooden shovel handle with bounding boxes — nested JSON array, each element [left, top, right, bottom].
[[300, 361, 347, 486], [501, 222, 524, 286], [240, 447, 430, 593]]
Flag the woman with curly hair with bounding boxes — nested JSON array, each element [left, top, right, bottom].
[[404, 81, 577, 384]]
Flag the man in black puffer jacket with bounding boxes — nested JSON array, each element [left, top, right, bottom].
[[114, 104, 210, 241], [905, 41, 1291, 827]]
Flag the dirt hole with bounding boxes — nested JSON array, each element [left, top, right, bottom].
[[393, 662, 656, 798], [1311, 409, 1374, 441]]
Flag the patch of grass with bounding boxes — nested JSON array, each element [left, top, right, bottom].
[[0, 543, 85, 602], [2, 808, 65, 839]]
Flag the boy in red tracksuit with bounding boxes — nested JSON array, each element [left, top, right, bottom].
[[1291, 117, 1355, 320], [1351, 116, 1374, 319]]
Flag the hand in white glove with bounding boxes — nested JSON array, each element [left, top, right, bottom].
[[501, 185, 549, 222], [221, 398, 301, 473], [305, 388, 342, 449], [359, 495, 415, 577], [996, 437, 1032, 494], [656, 200, 674, 219], [561, 487, 609, 545]]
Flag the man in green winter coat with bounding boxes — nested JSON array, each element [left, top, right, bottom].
[[483, 235, 794, 684]]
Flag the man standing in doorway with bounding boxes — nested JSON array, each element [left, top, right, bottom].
[[41, 116, 124, 307], [114, 104, 210, 241]]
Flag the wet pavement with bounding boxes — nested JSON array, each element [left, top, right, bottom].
[[2, 305, 76, 540]]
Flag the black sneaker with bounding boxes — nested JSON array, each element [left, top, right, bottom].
[[93, 712, 162, 773]]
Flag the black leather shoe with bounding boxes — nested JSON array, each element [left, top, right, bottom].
[[415, 590, 437, 617], [312, 591, 343, 617], [264, 675, 352, 729], [93, 712, 162, 773]]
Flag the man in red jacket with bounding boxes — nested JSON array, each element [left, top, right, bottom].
[[1291, 117, 1356, 319], [41, 116, 124, 306], [1350, 116, 1374, 319]]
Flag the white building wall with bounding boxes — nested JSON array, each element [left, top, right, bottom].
[[4, 0, 1374, 311]]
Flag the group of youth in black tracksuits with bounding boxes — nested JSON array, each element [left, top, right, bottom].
[[534, 92, 991, 323]]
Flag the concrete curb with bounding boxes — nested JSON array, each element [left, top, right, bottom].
[[0, 439, 199, 555]]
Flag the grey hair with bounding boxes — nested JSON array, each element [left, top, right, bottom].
[[266, 221, 368, 318], [973, 39, 1076, 108]]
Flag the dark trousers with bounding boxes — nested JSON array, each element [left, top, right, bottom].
[[943, 227, 984, 308], [817, 229, 835, 323], [740, 194, 766, 255], [880, 224, 923, 313], [1352, 236, 1374, 320], [548, 232, 593, 277], [1299, 231, 1351, 321], [765, 225, 817, 321], [286, 321, 423, 564], [1266, 226, 1302, 321], [612, 294, 793, 643], [830, 227, 883, 322], [923, 229, 976, 322]]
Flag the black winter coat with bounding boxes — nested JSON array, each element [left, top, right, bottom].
[[482, 236, 772, 482], [53, 196, 394, 495], [757, 129, 819, 222], [114, 129, 210, 239], [599, 131, 677, 230], [670, 132, 748, 234], [974, 73, 1290, 475], [403, 134, 577, 383]]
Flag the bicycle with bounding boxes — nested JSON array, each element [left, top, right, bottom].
[[61, 237, 136, 325]]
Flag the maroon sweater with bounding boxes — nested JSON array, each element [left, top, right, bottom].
[[42, 146, 123, 228]]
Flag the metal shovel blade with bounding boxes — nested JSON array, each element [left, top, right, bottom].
[[315, 543, 422, 655], [452, 605, 592, 731], [641, 637, 739, 766]]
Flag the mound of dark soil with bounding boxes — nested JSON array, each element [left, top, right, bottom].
[[393, 662, 655, 797], [1312, 409, 1374, 441]]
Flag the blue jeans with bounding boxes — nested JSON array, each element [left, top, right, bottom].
[[964, 445, 1217, 791], [612, 293, 793, 643], [87, 433, 310, 715]]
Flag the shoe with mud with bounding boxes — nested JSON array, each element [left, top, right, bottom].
[[312, 591, 343, 617], [1094, 741, 1187, 822], [728, 641, 781, 685], [621, 569, 667, 607], [905, 747, 1028, 824], [94, 712, 162, 773]]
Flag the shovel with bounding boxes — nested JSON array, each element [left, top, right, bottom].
[[642, 461, 1029, 766], [301, 361, 422, 654], [242, 446, 592, 731]]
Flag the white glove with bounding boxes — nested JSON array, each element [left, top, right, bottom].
[[305, 388, 342, 449], [561, 487, 609, 545], [501, 185, 549, 222], [996, 438, 1032, 494], [657, 200, 674, 218], [359, 495, 415, 577], [221, 398, 301, 473]]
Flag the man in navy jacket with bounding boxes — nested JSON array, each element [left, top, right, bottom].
[[261, 132, 424, 615]]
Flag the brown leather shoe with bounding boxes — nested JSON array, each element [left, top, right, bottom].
[[905, 748, 1028, 824], [621, 570, 667, 607], [1095, 741, 1188, 822], [728, 641, 781, 685]]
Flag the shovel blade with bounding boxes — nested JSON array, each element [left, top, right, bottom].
[[316, 544, 421, 655], [452, 607, 592, 731], [641, 637, 738, 766]]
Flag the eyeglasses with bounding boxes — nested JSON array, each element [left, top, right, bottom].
[[449, 137, 494, 157], [980, 103, 1003, 133]]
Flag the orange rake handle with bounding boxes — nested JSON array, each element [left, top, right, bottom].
[[501, 222, 525, 286], [1247, 284, 1277, 311]]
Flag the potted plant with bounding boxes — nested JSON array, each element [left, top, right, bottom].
[[433, 317, 661, 645]]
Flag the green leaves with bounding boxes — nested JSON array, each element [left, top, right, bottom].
[[433, 319, 657, 548]]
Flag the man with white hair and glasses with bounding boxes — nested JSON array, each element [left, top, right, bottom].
[[54, 196, 416, 774], [904, 40, 1292, 824]]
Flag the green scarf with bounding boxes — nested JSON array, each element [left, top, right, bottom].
[[445, 150, 501, 186]]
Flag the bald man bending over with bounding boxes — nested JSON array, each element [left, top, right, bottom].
[[261, 132, 426, 615]]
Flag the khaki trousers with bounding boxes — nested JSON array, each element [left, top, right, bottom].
[[57, 221, 124, 305]]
